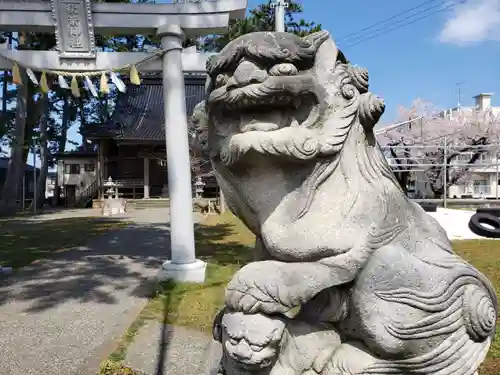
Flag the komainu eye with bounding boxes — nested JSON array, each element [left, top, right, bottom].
[[269, 63, 298, 76], [215, 73, 230, 87]]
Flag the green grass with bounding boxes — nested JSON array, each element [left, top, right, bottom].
[[105, 214, 500, 375], [0, 217, 127, 269], [146, 212, 255, 332], [453, 240, 500, 375]]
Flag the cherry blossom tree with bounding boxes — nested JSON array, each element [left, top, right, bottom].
[[377, 98, 500, 198]]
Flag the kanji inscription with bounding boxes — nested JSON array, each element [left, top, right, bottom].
[[51, 0, 96, 59]]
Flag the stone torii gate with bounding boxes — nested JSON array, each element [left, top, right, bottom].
[[0, 0, 247, 283]]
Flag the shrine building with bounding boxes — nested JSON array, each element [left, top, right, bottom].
[[55, 73, 214, 207]]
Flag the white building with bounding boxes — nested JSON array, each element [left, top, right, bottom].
[[55, 151, 97, 206], [446, 94, 500, 198], [45, 171, 57, 200], [378, 93, 500, 199]]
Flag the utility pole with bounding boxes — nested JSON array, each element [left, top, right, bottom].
[[271, 0, 288, 32], [33, 137, 37, 215], [456, 82, 461, 108], [443, 136, 448, 208]]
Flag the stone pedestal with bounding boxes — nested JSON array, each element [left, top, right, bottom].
[[101, 197, 127, 216], [157, 259, 206, 283], [156, 24, 205, 283]]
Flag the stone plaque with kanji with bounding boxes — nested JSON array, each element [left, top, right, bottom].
[[51, 0, 96, 59]]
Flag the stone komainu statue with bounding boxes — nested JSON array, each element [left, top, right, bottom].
[[194, 30, 497, 375]]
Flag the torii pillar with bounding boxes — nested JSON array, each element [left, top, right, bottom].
[[157, 24, 206, 283]]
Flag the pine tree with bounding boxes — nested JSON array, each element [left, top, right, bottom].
[[203, 1, 321, 52]]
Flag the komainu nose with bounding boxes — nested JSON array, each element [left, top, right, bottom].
[[227, 60, 268, 90]]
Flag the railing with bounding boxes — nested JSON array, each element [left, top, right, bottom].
[[75, 180, 98, 208], [113, 179, 144, 187], [380, 141, 500, 205]]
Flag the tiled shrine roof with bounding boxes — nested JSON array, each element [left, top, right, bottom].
[[87, 72, 206, 142]]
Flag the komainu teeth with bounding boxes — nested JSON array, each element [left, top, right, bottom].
[[224, 94, 298, 109]]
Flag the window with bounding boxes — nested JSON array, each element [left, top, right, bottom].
[[473, 180, 490, 195], [84, 163, 95, 172], [49, 178, 56, 185], [457, 152, 490, 162], [64, 163, 80, 175]]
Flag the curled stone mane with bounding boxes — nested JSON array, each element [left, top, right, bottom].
[[293, 60, 389, 220], [206, 30, 330, 77]]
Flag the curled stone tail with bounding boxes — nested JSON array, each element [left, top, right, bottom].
[[362, 329, 490, 375], [376, 270, 497, 343]]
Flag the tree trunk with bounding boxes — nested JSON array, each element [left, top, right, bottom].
[[33, 93, 49, 208], [1, 70, 7, 132], [78, 97, 88, 150], [0, 68, 28, 212], [52, 94, 70, 205], [0, 33, 12, 139]]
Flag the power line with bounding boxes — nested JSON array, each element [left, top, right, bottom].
[[339, 0, 456, 45], [341, 0, 465, 49], [340, 0, 460, 47], [338, 0, 443, 42]]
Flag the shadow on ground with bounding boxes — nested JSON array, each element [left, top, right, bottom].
[[0, 216, 246, 315]]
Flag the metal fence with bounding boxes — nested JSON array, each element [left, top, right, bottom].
[[380, 139, 500, 207]]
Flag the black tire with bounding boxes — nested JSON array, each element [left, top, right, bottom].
[[418, 203, 438, 212], [476, 207, 500, 217], [468, 213, 500, 238]]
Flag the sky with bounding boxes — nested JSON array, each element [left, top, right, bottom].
[[21, 0, 500, 166], [265, 0, 500, 124]]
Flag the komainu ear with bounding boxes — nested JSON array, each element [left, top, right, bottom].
[[358, 93, 385, 131]]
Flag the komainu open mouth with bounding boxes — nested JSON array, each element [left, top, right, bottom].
[[217, 91, 306, 111], [209, 91, 321, 134]]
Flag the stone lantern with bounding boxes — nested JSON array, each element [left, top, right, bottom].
[[194, 176, 205, 198]]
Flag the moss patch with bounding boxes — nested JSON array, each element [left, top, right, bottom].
[[99, 360, 145, 375]]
